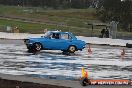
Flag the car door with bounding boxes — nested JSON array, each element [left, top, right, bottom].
[[42, 32, 72, 50], [50, 33, 69, 50], [42, 33, 64, 50], [58, 33, 72, 50]]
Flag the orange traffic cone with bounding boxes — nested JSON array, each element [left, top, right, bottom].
[[84, 71, 88, 78], [88, 44, 92, 54]]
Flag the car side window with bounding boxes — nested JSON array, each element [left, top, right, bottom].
[[61, 34, 71, 40], [51, 33, 60, 39]]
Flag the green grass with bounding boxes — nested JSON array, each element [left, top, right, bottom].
[[0, 5, 131, 37], [0, 5, 95, 18], [0, 5, 98, 28], [0, 19, 56, 33], [0, 18, 101, 36], [0, 18, 132, 38], [0, 5, 101, 36]]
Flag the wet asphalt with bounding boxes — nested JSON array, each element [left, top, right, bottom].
[[0, 39, 132, 81]]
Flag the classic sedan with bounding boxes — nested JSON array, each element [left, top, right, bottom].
[[24, 31, 86, 53]]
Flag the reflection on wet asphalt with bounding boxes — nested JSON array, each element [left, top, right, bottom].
[[0, 44, 132, 80]]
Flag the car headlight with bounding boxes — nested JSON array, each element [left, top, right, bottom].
[[24, 39, 29, 44]]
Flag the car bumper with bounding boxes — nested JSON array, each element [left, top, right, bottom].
[[25, 43, 33, 49]]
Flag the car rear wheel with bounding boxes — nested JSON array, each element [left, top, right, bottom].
[[68, 45, 76, 53]]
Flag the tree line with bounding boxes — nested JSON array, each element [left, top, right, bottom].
[[0, 0, 98, 9]]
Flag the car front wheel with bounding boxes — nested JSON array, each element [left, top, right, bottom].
[[32, 43, 42, 52], [68, 45, 76, 53]]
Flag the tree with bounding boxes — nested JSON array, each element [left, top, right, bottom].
[[120, 0, 132, 31], [0, 0, 93, 9], [97, 0, 132, 31], [97, 0, 121, 22]]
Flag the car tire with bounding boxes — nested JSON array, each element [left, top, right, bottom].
[[68, 45, 76, 53], [32, 43, 42, 52]]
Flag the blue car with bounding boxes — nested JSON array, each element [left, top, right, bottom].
[[24, 31, 86, 53]]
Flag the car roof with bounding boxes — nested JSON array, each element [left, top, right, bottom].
[[46, 31, 77, 40], [48, 31, 69, 34]]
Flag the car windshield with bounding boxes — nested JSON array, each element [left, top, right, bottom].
[[44, 31, 51, 38]]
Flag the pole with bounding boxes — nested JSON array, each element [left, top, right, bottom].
[[91, 24, 93, 37]]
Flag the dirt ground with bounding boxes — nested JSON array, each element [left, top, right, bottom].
[[0, 78, 70, 88], [0, 78, 131, 88]]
